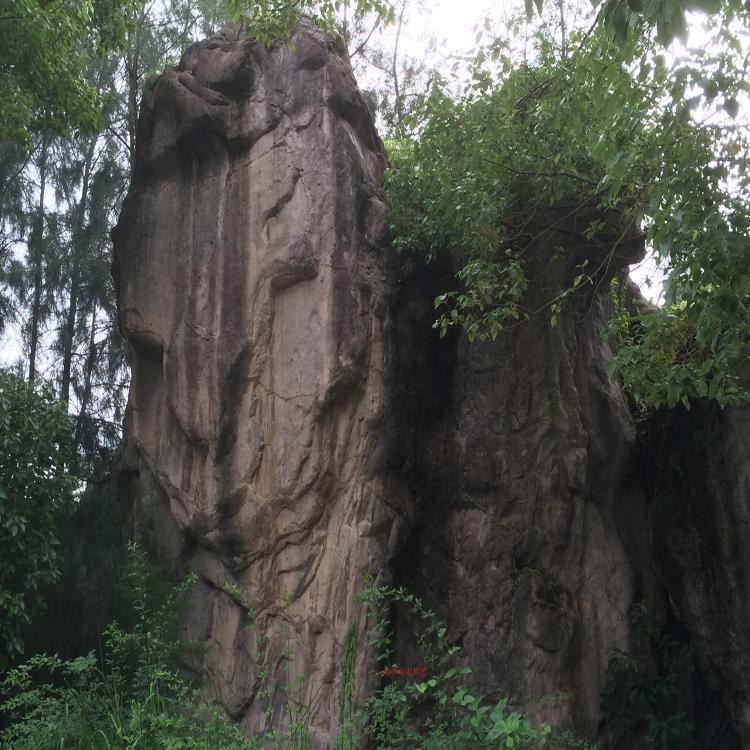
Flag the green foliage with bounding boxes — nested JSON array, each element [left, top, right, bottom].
[[23, 480, 131, 661], [386, 10, 750, 412], [2, 0, 226, 477], [0, 369, 75, 669], [355, 578, 579, 749], [0, 142, 29, 335], [227, 0, 395, 47], [606, 278, 750, 411], [273, 595, 318, 750], [0, 560, 613, 750], [212, 579, 589, 749], [0, 543, 258, 750], [524, 0, 743, 47], [433, 256, 528, 341], [0, 0, 137, 145], [601, 603, 694, 749], [386, 30, 640, 341]]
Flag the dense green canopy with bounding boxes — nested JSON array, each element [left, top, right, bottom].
[[387, 5, 750, 410], [0, 369, 74, 667], [0, 0, 138, 145]]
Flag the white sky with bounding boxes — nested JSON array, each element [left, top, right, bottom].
[[401, 0, 497, 52]]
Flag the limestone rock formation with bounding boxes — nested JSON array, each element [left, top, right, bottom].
[[390, 217, 647, 738], [114, 18, 748, 750], [114, 19, 405, 745]]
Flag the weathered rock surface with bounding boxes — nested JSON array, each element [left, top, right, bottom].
[[114, 19, 405, 745], [389, 220, 648, 738], [644, 404, 750, 747], [114, 20, 749, 750]]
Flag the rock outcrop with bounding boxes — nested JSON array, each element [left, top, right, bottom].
[[389, 220, 646, 738], [114, 19, 748, 749], [644, 404, 750, 747], [114, 20, 406, 744]]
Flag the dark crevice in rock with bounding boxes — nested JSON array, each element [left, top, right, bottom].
[[635, 404, 748, 747]]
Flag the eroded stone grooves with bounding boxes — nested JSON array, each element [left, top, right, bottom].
[[114, 20, 405, 745]]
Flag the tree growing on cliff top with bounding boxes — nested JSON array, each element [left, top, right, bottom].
[[228, 0, 397, 45], [225, 0, 750, 413], [384, 1, 750, 412]]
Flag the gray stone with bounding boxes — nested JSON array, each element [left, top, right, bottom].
[[114, 19, 404, 745], [389, 217, 647, 738]]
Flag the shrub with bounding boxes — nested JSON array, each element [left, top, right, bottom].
[[0, 369, 75, 669], [601, 603, 694, 750], [355, 578, 590, 749], [0, 543, 257, 750]]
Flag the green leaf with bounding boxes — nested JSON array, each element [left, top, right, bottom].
[[689, 0, 721, 12], [724, 97, 739, 119]]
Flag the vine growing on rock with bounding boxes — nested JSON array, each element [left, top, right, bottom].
[[355, 578, 589, 749]]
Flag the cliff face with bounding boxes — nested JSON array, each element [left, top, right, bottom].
[[113, 20, 407, 743], [390, 236, 644, 738], [114, 21, 748, 749], [644, 405, 750, 747]]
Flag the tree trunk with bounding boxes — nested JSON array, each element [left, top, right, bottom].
[[391, 0, 408, 139], [74, 305, 97, 452], [28, 136, 48, 383], [125, 3, 147, 172], [60, 136, 96, 405]]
